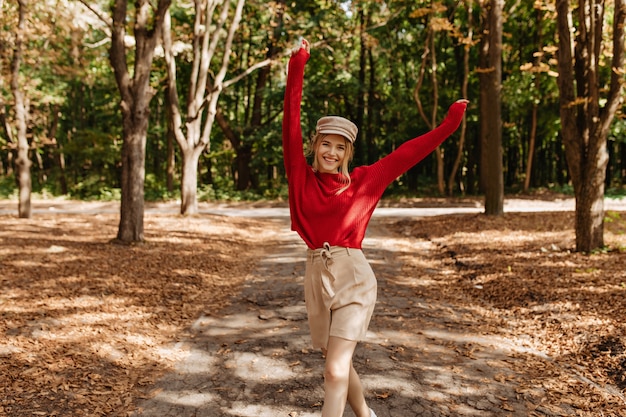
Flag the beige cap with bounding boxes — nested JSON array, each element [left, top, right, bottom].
[[316, 116, 358, 143]]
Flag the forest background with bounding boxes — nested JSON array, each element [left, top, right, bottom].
[[0, 0, 625, 245], [2, 2, 626, 415]]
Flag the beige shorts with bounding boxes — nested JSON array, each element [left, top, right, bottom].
[[304, 243, 377, 349]]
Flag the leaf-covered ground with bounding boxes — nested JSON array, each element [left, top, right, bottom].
[[0, 210, 265, 416], [386, 210, 626, 415], [1, 199, 625, 416]]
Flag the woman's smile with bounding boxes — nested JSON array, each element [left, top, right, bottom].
[[316, 134, 347, 174]]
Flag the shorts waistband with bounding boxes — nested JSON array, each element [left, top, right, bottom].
[[307, 243, 352, 261]]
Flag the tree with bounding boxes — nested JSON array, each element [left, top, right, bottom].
[[11, 0, 31, 218], [447, 0, 473, 196], [479, 0, 504, 215], [0, 0, 6, 176], [162, 0, 245, 215], [214, 0, 285, 193], [412, 4, 445, 195], [107, 0, 172, 242], [555, 0, 626, 252], [522, 4, 547, 193]]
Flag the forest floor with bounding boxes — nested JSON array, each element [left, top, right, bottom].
[[1, 196, 626, 416]]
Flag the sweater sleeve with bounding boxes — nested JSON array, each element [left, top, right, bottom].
[[366, 101, 468, 188], [282, 48, 310, 178]]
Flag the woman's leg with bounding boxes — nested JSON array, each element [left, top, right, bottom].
[[347, 364, 370, 417], [321, 336, 370, 417]]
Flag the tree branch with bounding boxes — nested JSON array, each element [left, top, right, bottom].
[[75, 0, 112, 30]]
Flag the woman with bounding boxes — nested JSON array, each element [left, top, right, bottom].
[[282, 38, 468, 417]]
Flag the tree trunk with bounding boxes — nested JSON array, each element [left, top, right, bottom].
[[117, 126, 147, 242], [180, 147, 202, 215], [165, 86, 176, 193], [621, 142, 626, 185], [479, 0, 504, 215], [429, 33, 445, 196], [413, 24, 444, 195], [523, 103, 538, 192], [235, 146, 252, 191], [523, 7, 544, 193], [447, 0, 472, 196], [555, 0, 625, 252], [57, 141, 68, 195], [575, 145, 608, 250], [12, 0, 31, 219], [355, 5, 367, 167]]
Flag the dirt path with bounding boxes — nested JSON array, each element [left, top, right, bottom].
[[132, 216, 552, 417]]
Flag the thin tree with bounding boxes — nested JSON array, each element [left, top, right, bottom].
[[555, 0, 626, 252], [11, 0, 31, 218], [447, 0, 473, 196], [162, 0, 245, 215], [523, 5, 547, 193], [0, 0, 5, 176], [479, 0, 504, 215], [413, 7, 443, 194]]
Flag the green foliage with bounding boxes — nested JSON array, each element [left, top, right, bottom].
[[545, 183, 574, 195], [197, 182, 288, 203], [0, 177, 17, 199], [145, 173, 179, 202], [606, 187, 626, 199]]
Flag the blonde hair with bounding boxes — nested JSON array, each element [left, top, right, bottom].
[[307, 133, 355, 195]]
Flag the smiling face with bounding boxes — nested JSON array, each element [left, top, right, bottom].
[[314, 134, 348, 174]]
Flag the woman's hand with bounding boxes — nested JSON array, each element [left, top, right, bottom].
[[292, 38, 310, 56]]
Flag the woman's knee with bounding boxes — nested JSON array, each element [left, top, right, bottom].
[[324, 361, 351, 383], [323, 337, 357, 382]]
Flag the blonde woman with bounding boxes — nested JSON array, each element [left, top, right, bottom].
[[282, 38, 468, 417]]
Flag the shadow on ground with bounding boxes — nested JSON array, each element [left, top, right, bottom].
[[132, 219, 549, 417]]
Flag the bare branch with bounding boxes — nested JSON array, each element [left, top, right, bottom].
[[222, 58, 272, 90], [75, 0, 112, 30]]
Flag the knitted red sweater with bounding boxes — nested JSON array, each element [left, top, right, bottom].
[[283, 48, 467, 250]]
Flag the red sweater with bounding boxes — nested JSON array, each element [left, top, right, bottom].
[[282, 48, 467, 250]]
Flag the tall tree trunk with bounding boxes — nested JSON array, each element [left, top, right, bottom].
[[165, 86, 176, 193], [413, 25, 438, 190], [366, 47, 377, 165], [429, 33, 445, 195], [0, 0, 5, 177], [109, 0, 171, 243], [523, 7, 545, 193], [479, 0, 504, 215], [355, 4, 367, 167], [448, 0, 473, 196], [555, 0, 625, 252], [12, 0, 31, 219]]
